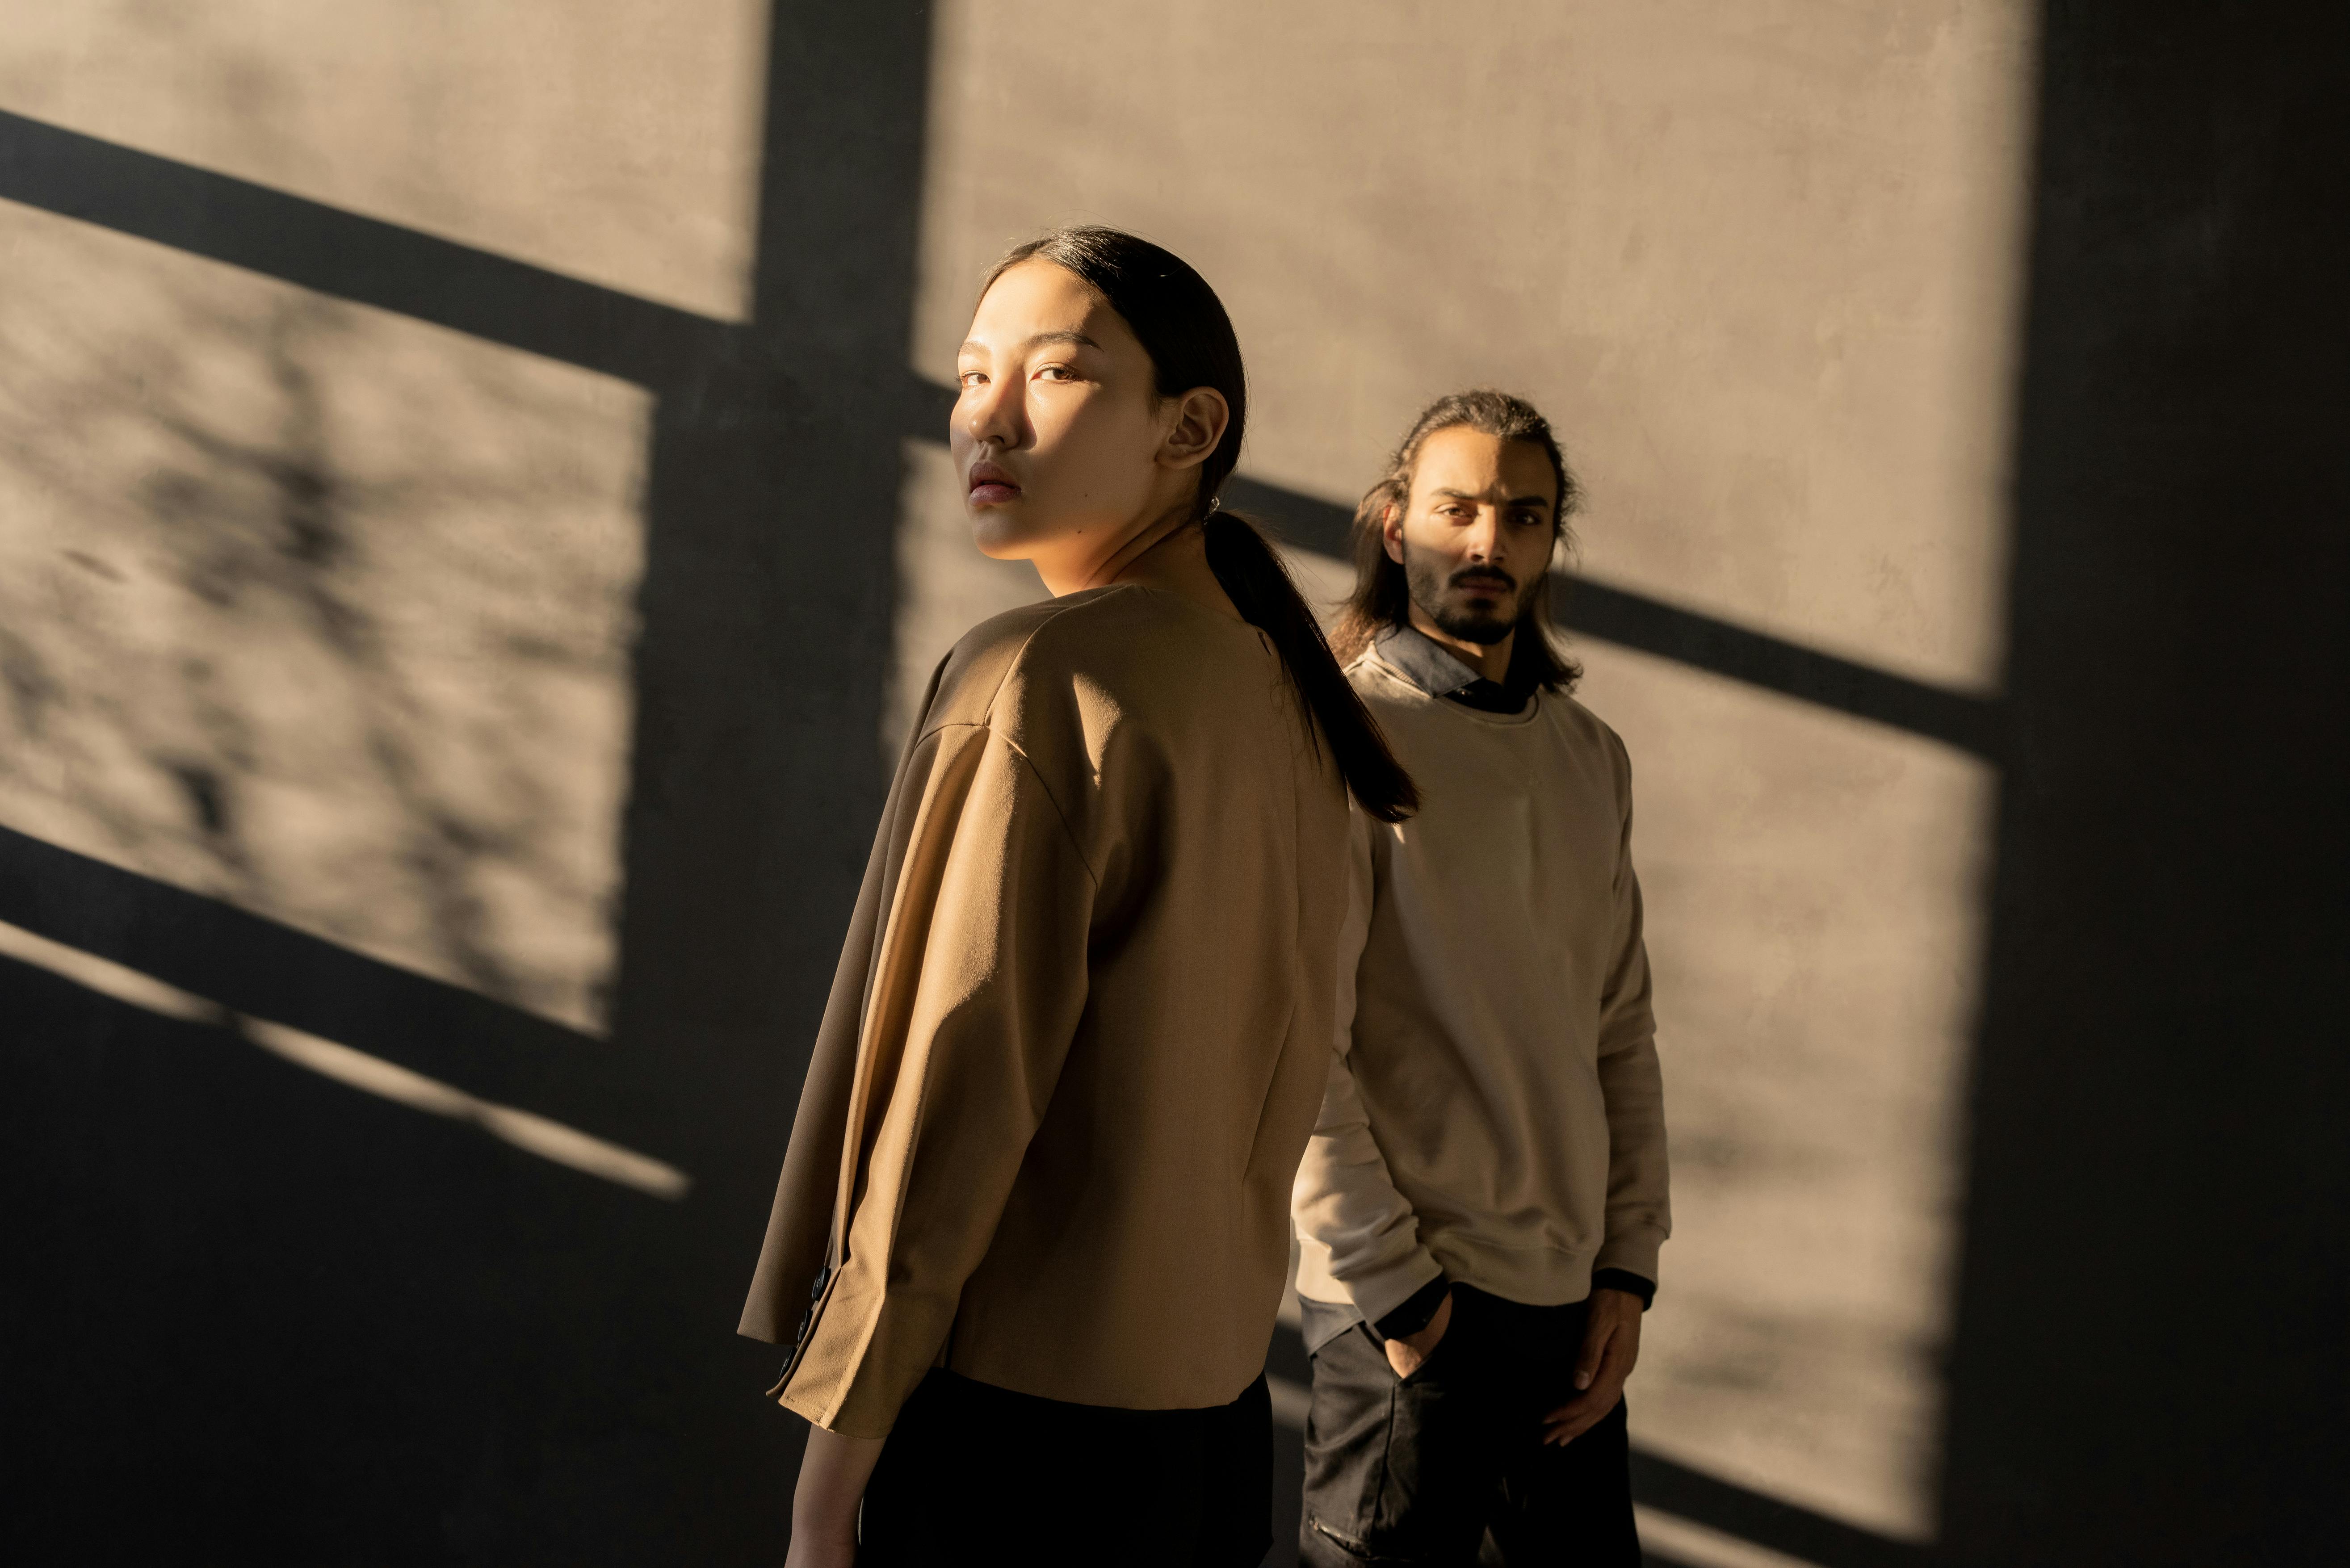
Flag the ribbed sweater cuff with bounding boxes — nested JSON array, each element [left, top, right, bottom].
[[1590, 1268, 1656, 1310], [1593, 1225, 1666, 1289], [1371, 1275, 1452, 1340]]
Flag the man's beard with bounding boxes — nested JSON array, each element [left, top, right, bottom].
[[1401, 541, 1527, 646]]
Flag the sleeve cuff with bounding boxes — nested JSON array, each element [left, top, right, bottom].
[[1371, 1274, 1451, 1340], [1336, 1249, 1446, 1328], [1590, 1267, 1656, 1310], [1592, 1223, 1666, 1288]]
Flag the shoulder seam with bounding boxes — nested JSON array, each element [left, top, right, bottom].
[[999, 733, 1104, 893], [913, 591, 1126, 748], [925, 721, 1104, 893]]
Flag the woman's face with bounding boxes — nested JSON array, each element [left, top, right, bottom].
[[952, 260, 1193, 585]]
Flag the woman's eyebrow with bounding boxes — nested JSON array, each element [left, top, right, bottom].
[[958, 329, 1103, 357]]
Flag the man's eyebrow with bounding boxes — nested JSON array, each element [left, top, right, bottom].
[[957, 329, 1102, 357], [1426, 486, 1555, 509]]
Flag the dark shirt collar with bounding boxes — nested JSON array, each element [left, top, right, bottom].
[[1373, 623, 1535, 716]]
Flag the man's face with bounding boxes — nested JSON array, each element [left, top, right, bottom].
[[1383, 427, 1559, 645]]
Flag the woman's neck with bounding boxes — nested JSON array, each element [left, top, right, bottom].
[[1078, 495, 1192, 592], [1109, 516, 1243, 621], [1037, 498, 1243, 622]]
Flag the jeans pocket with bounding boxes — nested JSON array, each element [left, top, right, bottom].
[[1390, 1304, 1468, 1388], [1396, 1332, 1453, 1388], [1367, 1349, 1495, 1559], [1302, 1327, 1403, 1550]]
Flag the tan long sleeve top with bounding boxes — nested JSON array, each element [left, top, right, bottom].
[[740, 584, 1350, 1437], [1292, 633, 1669, 1321]]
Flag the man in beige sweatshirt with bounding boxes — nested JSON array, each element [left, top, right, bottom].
[[1292, 390, 1669, 1567]]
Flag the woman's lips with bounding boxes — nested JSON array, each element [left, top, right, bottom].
[[967, 461, 1021, 507]]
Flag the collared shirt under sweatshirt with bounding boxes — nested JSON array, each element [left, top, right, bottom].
[[1292, 627, 1670, 1325], [740, 584, 1351, 1438]]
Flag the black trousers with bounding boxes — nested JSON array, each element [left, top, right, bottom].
[[858, 1368, 1272, 1567], [1299, 1287, 1640, 1567]]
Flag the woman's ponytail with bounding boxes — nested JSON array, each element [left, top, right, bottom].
[[1202, 511, 1419, 823], [986, 226, 1417, 822]]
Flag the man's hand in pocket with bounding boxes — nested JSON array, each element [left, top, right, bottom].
[[1384, 1289, 1455, 1379]]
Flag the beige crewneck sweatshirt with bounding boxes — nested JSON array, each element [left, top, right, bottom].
[[1292, 633, 1670, 1321], [742, 584, 1350, 1436]]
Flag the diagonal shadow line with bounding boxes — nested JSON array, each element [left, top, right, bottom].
[[0, 823, 664, 1149], [1631, 1448, 1932, 1568], [0, 936, 688, 1197], [0, 109, 1998, 761], [1224, 469, 2005, 761], [905, 373, 2006, 761], [0, 91, 1965, 1564], [0, 109, 736, 387], [1549, 574, 2004, 760]]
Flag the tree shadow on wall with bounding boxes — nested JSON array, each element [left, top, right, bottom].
[[0, 41, 1958, 1568], [0, 252, 635, 1027], [11, 3, 2344, 1566], [0, 6, 933, 1563]]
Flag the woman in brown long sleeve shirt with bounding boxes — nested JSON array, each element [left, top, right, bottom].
[[740, 229, 1416, 1566]]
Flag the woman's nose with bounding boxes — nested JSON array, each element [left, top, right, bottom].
[[963, 379, 1024, 450]]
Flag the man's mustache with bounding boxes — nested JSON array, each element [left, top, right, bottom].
[[1447, 567, 1518, 593]]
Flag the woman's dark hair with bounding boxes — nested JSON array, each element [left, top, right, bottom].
[[1330, 389, 1583, 695], [985, 226, 1418, 822]]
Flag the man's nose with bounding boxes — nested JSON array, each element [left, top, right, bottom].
[[1462, 507, 1507, 562]]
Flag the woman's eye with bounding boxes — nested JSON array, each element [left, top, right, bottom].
[[958, 370, 986, 389], [1035, 365, 1076, 382]]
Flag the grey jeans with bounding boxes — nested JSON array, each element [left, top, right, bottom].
[[1298, 1286, 1639, 1567]]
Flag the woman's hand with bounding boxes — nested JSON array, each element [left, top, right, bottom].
[[785, 1425, 886, 1568]]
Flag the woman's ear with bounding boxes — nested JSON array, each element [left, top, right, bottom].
[[1156, 386, 1230, 472]]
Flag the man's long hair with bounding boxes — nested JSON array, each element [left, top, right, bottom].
[[1331, 389, 1583, 695]]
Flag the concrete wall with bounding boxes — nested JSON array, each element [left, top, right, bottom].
[[4, 4, 914, 1560], [0, 0, 760, 1031], [1938, 6, 2349, 1560], [5, 4, 2338, 1564], [899, 2, 2030, 1545]]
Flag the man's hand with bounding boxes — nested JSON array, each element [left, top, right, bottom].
[[784, 1424, 885, 1568], [1541, 1286, 1642, 1445], [1383, 1288, 1455, 1379]]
